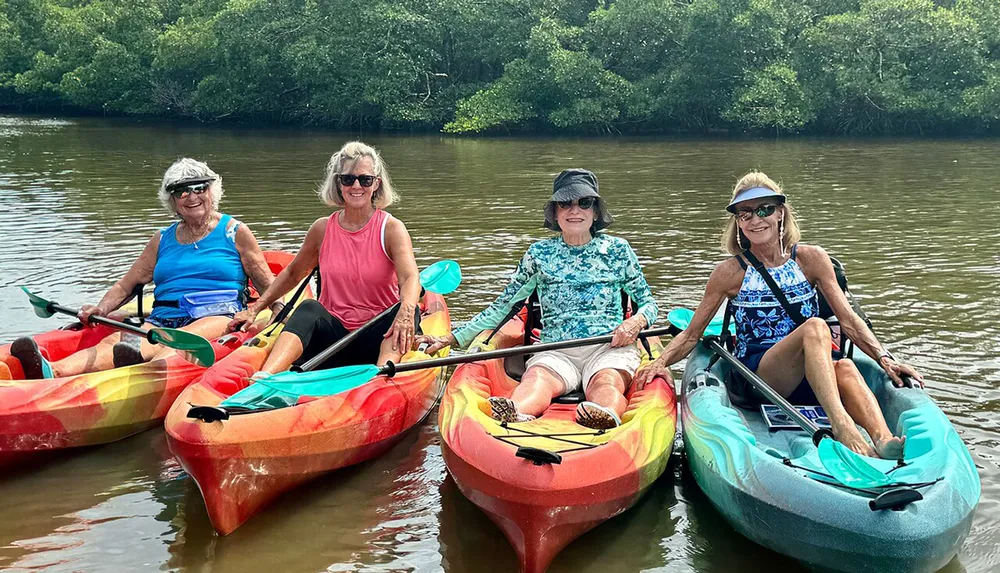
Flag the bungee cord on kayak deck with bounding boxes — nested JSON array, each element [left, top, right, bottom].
[[492, 423, 606, 455]]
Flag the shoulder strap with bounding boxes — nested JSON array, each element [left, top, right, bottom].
[[734, 254, 747, 270], [741, 249, 806, 327]]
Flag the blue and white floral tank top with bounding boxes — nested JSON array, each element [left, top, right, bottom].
[[732, 245, 818, 360]]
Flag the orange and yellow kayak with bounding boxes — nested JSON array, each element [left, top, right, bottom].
[[439, 317, 677, 573], [0, 251, 295, 469], [164, 291, 451, 535]]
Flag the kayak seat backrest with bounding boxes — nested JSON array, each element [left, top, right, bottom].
[[503, 292, 542, 381]]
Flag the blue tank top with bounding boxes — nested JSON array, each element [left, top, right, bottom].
[[151, 214, 247, 320], [731, 245, 818, 360]]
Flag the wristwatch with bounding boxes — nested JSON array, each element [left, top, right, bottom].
[[876, 351, 893, 366]]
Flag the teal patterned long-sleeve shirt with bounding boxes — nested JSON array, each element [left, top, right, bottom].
[[452, 234, 658, 348]]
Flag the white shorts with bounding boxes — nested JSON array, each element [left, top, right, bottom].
[[524, 343, 640, 394]]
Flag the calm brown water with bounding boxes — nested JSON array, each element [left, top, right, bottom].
[[1, 115, 997, 572]]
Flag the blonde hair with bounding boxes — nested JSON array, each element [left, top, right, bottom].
[[318, 141, 398, 208], [721, 171, 801, 255], [158, 158, 223, 217]]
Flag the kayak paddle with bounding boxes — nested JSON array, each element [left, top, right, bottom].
[[666, 308, 894, 488], [22, 287, 216, 368], [294, 259, 462, 372], [186, 320, 697, 421]]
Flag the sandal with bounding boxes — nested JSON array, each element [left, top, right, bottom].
[[576, 401, 622, 430], [488, 397, 535, 423], [11, 337, 53, 379], [112, 342, 145, 368]]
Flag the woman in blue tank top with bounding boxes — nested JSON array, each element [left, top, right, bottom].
[[636, 172, 922, 459], [10, 158, 281, 379]]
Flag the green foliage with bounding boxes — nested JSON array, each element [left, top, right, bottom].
[[1, 0, 998, 134]]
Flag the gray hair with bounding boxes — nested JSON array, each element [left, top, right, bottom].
[[158, 158, 224, 217], [318, 141, 398, 208]]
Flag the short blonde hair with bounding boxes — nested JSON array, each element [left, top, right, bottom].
[[318, 141, 398, 208], [721, 171, 801, 255], [158, 158, 223, 217]]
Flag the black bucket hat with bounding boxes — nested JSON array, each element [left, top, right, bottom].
[[543, 168, 614, 232]]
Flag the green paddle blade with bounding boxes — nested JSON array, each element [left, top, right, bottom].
[[149, 328, 216, 368], [667, 308, 734, 337], [21, 287, 56, 318], [221, 364, 381, 411], [817, 438, 895, 488], [419, 259, 462, 295]]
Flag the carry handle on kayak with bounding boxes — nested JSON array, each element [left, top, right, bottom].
[[515, 446, 562, 465], [869, 487, 923, 511]]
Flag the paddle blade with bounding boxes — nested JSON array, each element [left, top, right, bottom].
[[667, 308, 733, 337], [221, 364, 380, 411], [817, 438, 894, 488], [21, 287, 56, 319], [419, 260, 462, 295], [149, 328, 216, 367]]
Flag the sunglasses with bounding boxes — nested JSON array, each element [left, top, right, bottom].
[[556, 197, 597, 210], [337, 174, 378, 188], [735, 203, 779, 221], [169, 182, 212, 199]]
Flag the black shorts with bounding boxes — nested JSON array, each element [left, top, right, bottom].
[[283, 299, 421, 370]]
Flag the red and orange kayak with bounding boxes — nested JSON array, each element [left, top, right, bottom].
[[165, 291, 451, 535], [439, 318, 677, 573], [0, 251, 295, 469]]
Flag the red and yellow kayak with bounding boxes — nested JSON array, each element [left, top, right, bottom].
[[165, 291, 451, 535], [0, 251, 295, 469], [439, 318, 677, 573]]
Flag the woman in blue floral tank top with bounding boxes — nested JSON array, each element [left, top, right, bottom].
[[636, 172, 922, 458], [420, 169, 658, 430]]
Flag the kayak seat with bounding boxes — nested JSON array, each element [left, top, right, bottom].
[[553, 391, 586, 404]]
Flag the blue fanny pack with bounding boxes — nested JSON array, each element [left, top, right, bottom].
[[178, 289, 243, 319]]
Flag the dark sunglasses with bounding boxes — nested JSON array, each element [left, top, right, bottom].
[[337, 174, 378, 188], [556, 197, 597, 210], [169, 182, 212, 199], [735, 203, 779, 221]]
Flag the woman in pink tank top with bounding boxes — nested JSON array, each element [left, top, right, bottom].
[[231, 141, 421, 373]]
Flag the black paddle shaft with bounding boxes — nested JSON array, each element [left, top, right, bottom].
[[49, 302, 156, 342], [380, 325, 678, 377], [705, 337, 834, 447]]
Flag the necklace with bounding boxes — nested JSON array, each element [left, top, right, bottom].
[[182, 220, 214, 249]]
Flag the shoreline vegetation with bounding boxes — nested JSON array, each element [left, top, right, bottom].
[[1, 0, 998, 136]]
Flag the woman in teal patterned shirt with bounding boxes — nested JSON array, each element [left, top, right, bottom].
[[420, 169, 657, 429]]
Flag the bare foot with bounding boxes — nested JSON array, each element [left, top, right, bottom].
[[874, 436, 905, 460], [832, 421, 876, 457]]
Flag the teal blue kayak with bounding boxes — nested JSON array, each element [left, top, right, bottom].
[[681, 343, 980, 573]]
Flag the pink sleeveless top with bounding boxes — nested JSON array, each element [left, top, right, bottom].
[[318, 209, 400, 330]]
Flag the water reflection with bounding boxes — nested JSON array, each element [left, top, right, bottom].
[[0, 115, 997, 572]]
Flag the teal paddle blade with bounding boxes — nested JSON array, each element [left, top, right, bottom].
[[817, 438, 894, 488], [21, 287, 56, 318], [149, 328, 216, 367], [419, 260, 461, 295], [667, 308, 734, 337], [221, 364, 381, 411]]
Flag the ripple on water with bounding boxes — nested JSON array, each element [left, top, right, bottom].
[[0, 118, 998, 573]]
